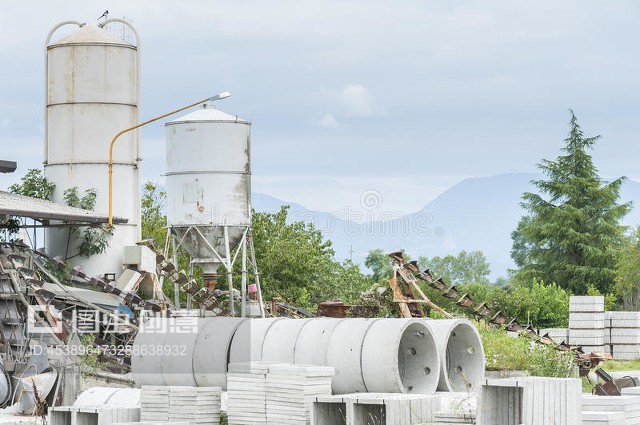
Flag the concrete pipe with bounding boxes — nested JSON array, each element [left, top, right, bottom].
[[327, 318, 379, 394], [294, 318, 345, 366], [362, 319, 440, 394], [162, 318, 200, 386], [427, 319, 485, 392], [229, 317, 284, 364], [262, 318, 310, 363], [192, 317, 246, 389], [74, 387, 140, 407], [131, 317, 169, 386], [132, 317, 246, 389]]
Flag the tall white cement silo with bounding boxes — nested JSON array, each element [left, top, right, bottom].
[[44, 20, 140, 278], [165, 106, 263, 316]]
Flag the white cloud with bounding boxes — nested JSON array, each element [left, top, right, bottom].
[[339, 84, 376, 117], [1, 118, 11, 129], [321, 84, 381, 118], [316, 112, 340, 129]]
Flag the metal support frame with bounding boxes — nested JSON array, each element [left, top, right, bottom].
[[165, 225, 263, 317]]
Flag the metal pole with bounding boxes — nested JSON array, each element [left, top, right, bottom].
[[224, 226, 235, 316], [187, 260, 193, 310], [107, 96, 220, 227], [248, 230, 265, 318], [241, 235, 247, 317], [170, 234, 180, 309]]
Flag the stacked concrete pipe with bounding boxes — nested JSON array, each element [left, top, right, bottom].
[[426, 318, 485, 391], [132, 317, 479, 394], [131, 317, 246, 389]]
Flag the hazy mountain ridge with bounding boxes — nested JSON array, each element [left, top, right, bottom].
[[252, 174, 640, 279]]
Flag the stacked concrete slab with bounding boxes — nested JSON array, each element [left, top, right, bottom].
[[582, 394, 640, 424], [431, 411, 476, 424], [140, 386, 221, 424], [569, 296, 606, 353], [113, 423, 193, 425], [605, 311, 640, 360], [311, 392, 440, 425], [226, 362, 270, 425], [477, 377, 582, 425], [582, 411, 626, 425], [266, 364, 334, 425], [540, 328, 570, 344]]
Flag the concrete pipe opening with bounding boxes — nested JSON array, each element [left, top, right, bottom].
[[192, 317, 247, 389], [428, 319, 485, 392], [362, 319, 440, 394]]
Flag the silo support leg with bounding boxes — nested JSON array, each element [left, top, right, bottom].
[[224, 226, 235, 316]]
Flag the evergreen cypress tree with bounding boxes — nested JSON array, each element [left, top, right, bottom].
[[511, 111, 631, 294]]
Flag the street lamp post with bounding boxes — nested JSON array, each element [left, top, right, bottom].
[[107, 92, 230, 227]]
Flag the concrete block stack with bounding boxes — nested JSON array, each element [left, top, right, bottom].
[[582, 394, 640, 425], [266, 364, 334, 425], [477, 377, 582, 425], [540, 328, 570, 344], [113, 423, 192, 425], [582, 411, 626, 425], [140, 386, 221, 425], [431, 411, 476, 424], [226, 362, 270, 425], [605, 311, 640, 360], [569, 296, 606, 353]]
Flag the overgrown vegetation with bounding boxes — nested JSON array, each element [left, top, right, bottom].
[[479, 323, 575, 377], [63, 187, 113, 258], [249, 206, 372, 310], [9, 168, 55, 200], [613, 227, 640, 310]]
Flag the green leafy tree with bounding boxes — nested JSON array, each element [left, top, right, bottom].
[[419, 250, 491, 286], [5, 168, 55, 235], [613, 227, 640, 310], [511, 111, 630, 295], [9, 169, 55, 200], [250, 206, 372, 309], [63, 187, 112, 258], [364, 249, 395, 283], [141, 181, 168, 246]]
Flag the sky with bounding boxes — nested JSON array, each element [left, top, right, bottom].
[[1, 1, 640, 217]]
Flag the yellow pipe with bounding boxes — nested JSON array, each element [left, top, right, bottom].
[[108, 97, 212, 227]]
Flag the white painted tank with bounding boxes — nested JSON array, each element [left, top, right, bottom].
[[44, 21, 140, 278], [165, 106, 251, 274]]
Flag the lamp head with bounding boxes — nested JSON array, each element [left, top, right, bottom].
[[208, 92, 231, 102]]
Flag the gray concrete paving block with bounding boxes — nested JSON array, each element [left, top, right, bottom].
[[582, 410, 626, 425], [569, 320, 606, 330], [582, 394, 640, 424], [570, 296, 604, 306]]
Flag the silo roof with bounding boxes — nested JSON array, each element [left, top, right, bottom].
[[166, 107, 250, 125], [49, 23, 132, 47]]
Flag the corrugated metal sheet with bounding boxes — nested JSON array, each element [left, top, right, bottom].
[[0, 191, 127, 224], [41, 282, 121, 309]]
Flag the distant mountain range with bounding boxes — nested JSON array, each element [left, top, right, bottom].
[[252, 173, 640, 280]]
